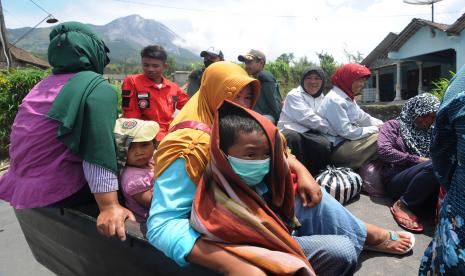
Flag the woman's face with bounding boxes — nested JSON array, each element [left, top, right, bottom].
[[351, 78, 367, 96], [414, 112, 436, 130], [233, 84, 255, 109], [303, 73, 323, 95]]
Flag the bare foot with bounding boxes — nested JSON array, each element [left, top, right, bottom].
[[364, 223, 413, 253]]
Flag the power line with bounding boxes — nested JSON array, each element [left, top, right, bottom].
[[115, 0, 317, 18], [28, 0, 53, 16], [115, 0, 463, 19]]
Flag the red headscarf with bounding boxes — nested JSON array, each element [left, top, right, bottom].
[[331, 63, 371, 100], [191, 100, 315, 275]]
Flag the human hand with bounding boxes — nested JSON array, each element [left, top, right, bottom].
[[296, 174, 322, 208], [96, 203, 136, 241], [376, 123, 384, 130], [287, 155, 322, 207]]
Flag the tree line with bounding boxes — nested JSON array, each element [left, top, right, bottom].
[[105, 50, 365, 97]]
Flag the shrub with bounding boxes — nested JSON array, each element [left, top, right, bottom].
[[109, 79, 123, 115], [431, 71, 455, 102], [0, 68, 49, 157]]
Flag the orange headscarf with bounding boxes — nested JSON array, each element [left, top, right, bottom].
[[154, 62, 260, 183], [191, 100, 314, 275]]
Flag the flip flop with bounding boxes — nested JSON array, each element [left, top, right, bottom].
[[390, 206, 424, 233], [364, 230, 415, 255]]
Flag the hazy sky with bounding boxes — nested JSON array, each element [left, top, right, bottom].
[[3, 0, 465, 63]]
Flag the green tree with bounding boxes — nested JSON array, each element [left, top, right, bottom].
[[276, 53, 295, 65], [317, 51, 341, 78], [344, 49, 365, 64], [265, 58, 291, 94]]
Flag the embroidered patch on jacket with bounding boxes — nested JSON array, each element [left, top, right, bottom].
[[138, 92, 150, 109]]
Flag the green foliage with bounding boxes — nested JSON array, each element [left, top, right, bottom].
[[344, 49, 365, 64], [190, 62, 204, 71], [265, 59, 292, 94], [0, 68, 49, 157], [268, 56, 318, 95], [110, 80, 123, 115], [265, 52, 341, 96], [317, 51, 342, 77], [276, 53, 295, 65], [431, 71, 455, 101]]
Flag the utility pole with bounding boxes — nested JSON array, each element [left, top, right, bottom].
[[0, 0, 12, 69]]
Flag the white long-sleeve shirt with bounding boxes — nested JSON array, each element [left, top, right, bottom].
[[317, 86, 382, 146], [277, 86, 335, 135]]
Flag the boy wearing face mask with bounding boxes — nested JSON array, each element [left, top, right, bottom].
[[189, 100, 357, 276]]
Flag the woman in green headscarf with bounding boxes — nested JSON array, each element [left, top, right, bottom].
[[0, 22, 135, 241]]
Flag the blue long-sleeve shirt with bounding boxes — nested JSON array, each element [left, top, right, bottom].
[[146, 158, 200, 266], [146, 158, 271, 266]]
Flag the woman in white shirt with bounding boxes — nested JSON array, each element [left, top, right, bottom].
[[318, 63, 383, 169], [278, 66, 335, 174]]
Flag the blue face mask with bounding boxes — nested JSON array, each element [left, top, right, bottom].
[[227, 155, 270, 187]]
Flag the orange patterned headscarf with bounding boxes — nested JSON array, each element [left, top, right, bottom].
[[154, 62, 260, 183], [191, 100, 314, 275]]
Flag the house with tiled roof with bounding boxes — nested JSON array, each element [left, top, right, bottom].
[[8, 43, 49, 69], [362, 13, 465, 102], [0, 43, 49, 70]]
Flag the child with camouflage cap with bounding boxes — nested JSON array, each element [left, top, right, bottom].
[[114, 118, 159, 222]]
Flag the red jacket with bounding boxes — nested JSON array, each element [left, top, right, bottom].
[[122, 74, 189, 141]]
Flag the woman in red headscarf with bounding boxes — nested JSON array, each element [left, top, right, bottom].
[[317, 63, 383, 169]]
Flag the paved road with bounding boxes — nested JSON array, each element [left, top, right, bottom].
[[0, 200, 54, 276], [347, 194, 434, 275], [0, 194, 433, 276]]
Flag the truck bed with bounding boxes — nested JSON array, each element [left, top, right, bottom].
[[14, 205, 218, 276]]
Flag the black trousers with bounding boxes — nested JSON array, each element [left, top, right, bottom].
[[386, 160, 440, 214], [50, 184, 95, 208], [282, 129, 332, 176]]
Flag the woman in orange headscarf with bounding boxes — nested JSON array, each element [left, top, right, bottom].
[[146, 62, 413, 275], [147, 62, 272, 274], [190, 100, 315, 275]]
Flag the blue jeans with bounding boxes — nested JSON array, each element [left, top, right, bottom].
[[292, 187, 367, 275]]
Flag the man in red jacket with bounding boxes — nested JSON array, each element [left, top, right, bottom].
[[122, 45, 189, 142]]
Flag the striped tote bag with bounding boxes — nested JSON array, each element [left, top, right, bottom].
[[316, 166, 362, 205]]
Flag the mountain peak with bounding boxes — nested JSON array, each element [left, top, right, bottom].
[[108, 14, 145, 25], [7, 14, 200, 66]]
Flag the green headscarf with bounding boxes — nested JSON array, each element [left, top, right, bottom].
[[46, 22, 118, 173], [48, 21, 109, 74]]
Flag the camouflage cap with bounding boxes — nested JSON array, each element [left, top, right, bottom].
[[238, 49, 266, 63], [114, 118, 159, 172], [114, 118, 159, 142]]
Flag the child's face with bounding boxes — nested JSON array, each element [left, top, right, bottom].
[[127, 141, 155, 167], [233, 84, 255, 109], [227, 131, 270, 160]]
